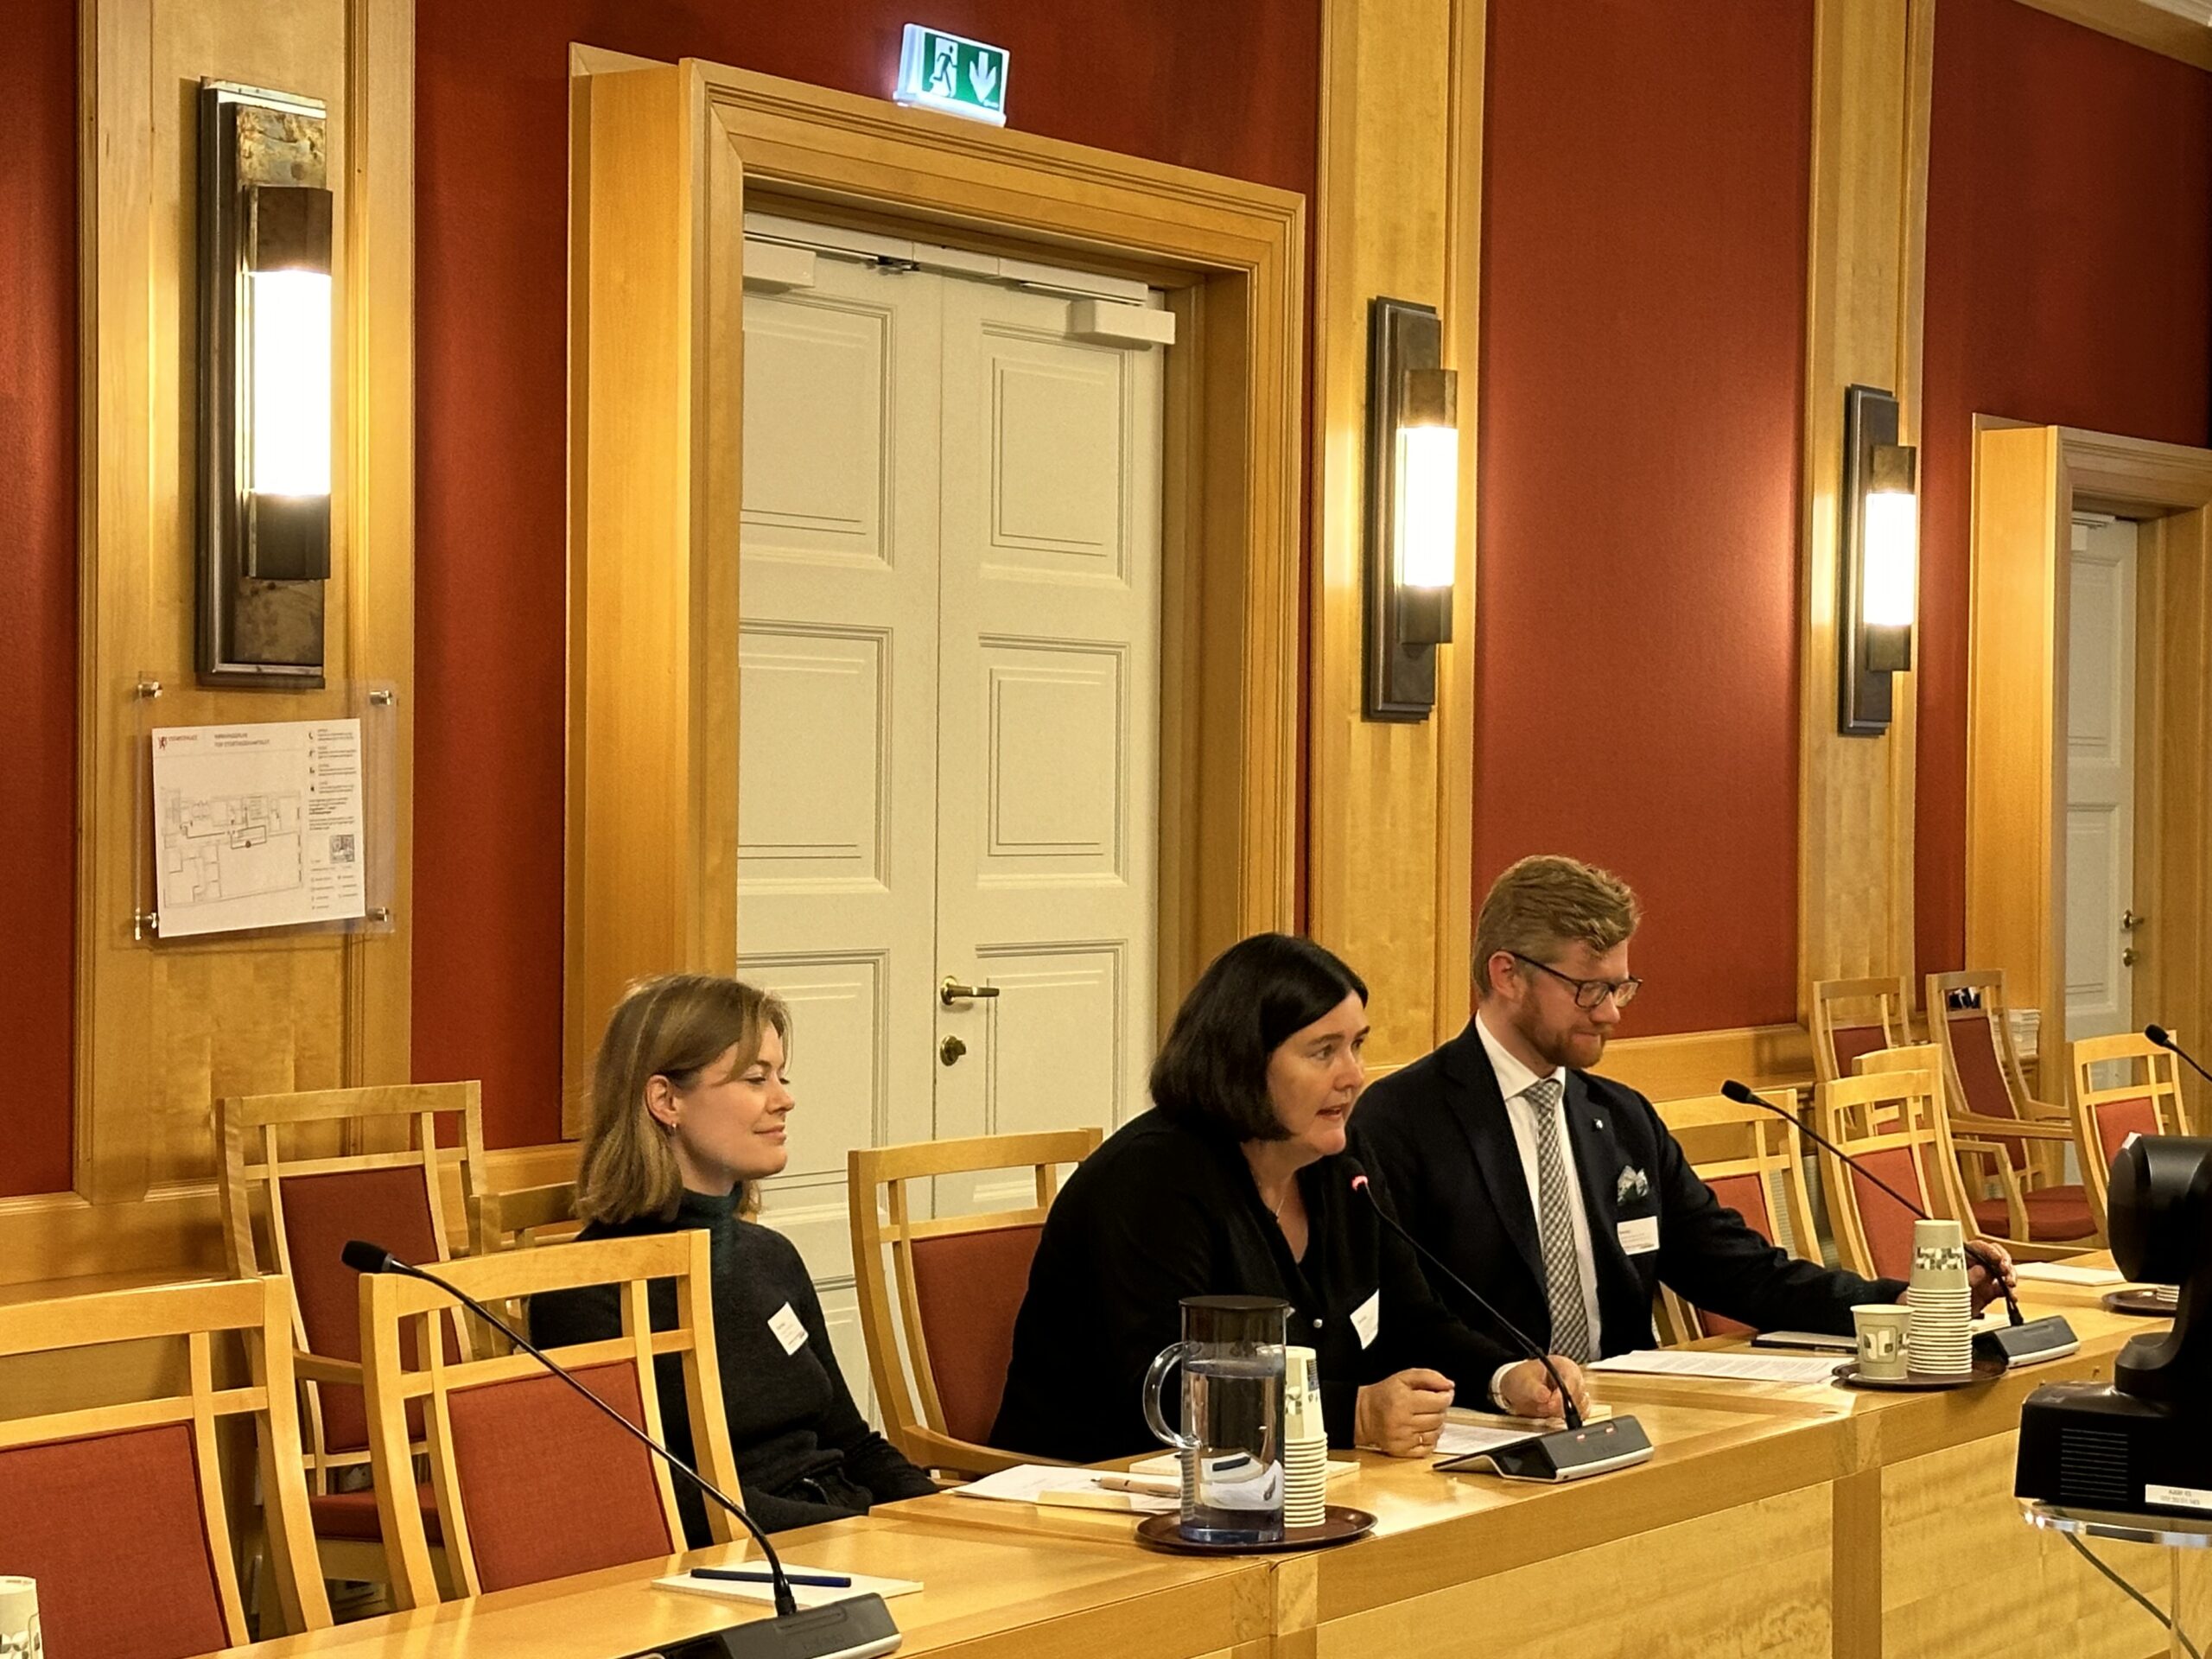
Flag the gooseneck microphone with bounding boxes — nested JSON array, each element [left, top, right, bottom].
[[343, 1241, 902, 1658], [2145, 1025, 2212, 1089], [1344, 1160, 1653, 1482], [1718, 1080, 2081, 1364]]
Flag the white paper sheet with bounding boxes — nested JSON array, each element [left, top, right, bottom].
[[2012, 1262, 2127, 1287], [656, 1563, 921, 1611], [1433, 1419, 1541, 1459], [952, 1463, 1179, 1514], [152, 720, 365, 938], [1588, 1349, 1847, 1384]]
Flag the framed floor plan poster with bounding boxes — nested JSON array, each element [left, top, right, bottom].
[[151, 719, 365, 938]]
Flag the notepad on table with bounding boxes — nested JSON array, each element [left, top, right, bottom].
[[2012, 1262, 2127, 1287], [953, 1463, 1179, 1514], [656, 1564, 922, 1611], [1589, 1349, 1846, 1384]]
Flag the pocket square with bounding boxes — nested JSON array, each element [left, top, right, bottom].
[[1616, 1165, 1650, 1204]]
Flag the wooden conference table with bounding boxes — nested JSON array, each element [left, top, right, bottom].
[[215, 1262, 2201, 1659]]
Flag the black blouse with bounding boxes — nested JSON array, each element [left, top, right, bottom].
[[990, 1109, 1523, 1463]]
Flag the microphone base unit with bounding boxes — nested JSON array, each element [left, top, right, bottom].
[[621, 1595, 902, 1659], [2017, 1382, 2212, 1522], [1974, 1314, 2080, 1369], [1441, 1414, 1655, 1484]]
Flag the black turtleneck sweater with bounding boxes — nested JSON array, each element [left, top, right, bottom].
[[529, 1190, 937, 1537]]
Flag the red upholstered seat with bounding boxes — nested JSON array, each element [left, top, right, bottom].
[[1970, 1185, 2096, 1243], [2093, 1095, 2161, 1171], [1848, 1147, 1929, 1282], [308, 1484, 444, 1544], [0, 1425, 230, 1659], [1829, 1024, 1891, 1077], [908, 1223, 1045, 1445], [1694, 1173, 1776, 1338], [283, 1166, 454, 1452], [443, 1362, 673, 1593]]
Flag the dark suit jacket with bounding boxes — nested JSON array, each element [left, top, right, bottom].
[[1350, 1019, 1904, 1355]]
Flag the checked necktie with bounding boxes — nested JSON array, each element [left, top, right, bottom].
[[1525, 1076, 1592, 1363]]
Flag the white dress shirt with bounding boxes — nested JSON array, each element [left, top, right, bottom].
[[1475, 1008, 1603, 1402]]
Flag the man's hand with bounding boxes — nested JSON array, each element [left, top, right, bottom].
[[1967, 1240, 2018, 1313], [1353, 1368, 1455, 1458], [1497, 1355, 1589, 1420]]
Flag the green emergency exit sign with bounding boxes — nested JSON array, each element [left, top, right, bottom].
[[894, 25, 1009, 126]]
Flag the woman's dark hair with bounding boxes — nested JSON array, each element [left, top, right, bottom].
[[1149, 933, 1368, 1141]]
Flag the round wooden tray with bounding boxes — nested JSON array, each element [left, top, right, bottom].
[[1836, 1356, 2006, 1391], [2102, 1286, 2178, 1318], [1134, 1504, 1376, 1555]]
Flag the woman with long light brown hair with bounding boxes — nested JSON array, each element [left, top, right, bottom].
[[531, 973, 934, 1535]]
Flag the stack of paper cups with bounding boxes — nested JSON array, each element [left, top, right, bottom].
[[1282, 1344, 1328, 1529], [1905, 1218, 1974, 1378], [0, 1576, 40, 1659]]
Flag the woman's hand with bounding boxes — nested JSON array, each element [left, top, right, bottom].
[[1354, 1367, 1456, 1457], [1496, 1355, 1589, 1421]]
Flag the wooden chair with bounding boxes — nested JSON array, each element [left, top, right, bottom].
[[1810, 975, 1916, 1084], [1651, 1089, 1821, 1341], [1813, 1065, 1977, 1281], [849, 1128, 1102, 1476], [475, 1179, 583, 1251], [361, 1230, 743, 1609], [2071, 1030, 2192, 1231], [0, 1274, 331, 1656], [215, 1081, 486, 1586]]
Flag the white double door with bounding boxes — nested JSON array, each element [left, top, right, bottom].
[[732, 219, 1164, 1407], [2064, 515, 2139, 1050]]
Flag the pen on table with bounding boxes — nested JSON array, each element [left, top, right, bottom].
[[690, 1567, 853, 1588], [1096, 1474, 1181, 1496]]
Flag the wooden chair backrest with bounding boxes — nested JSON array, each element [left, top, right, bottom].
[[849, 1128, 1102, 1473], [0, 1274, 330, 1651], [1810, 975, 1916, 1084], [475, 1180, 584, 1251], [359, 1230, 741, 1609], [1651, 1090, 1818, 1339], [215, 1082, 487, 1473], [1924, 969, 2039, 1122], [2071, 1030, 2190, 1226], [1815, 1062, 1966, 1281]]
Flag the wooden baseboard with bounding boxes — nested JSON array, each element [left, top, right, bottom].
[[1592, 1023, 1815, 1103], [0, 1141, 582, 1294]]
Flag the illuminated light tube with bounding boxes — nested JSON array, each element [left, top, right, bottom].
[[1395, 423, 1459, 590], [1860, 486, 1918, 630], [248, 268, 333, 498]]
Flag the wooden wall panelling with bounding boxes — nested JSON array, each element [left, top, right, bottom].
[[1595, 1022, 1817, 1103], [1308, 0, 1484, 1064], [1796, 0, 1928, 1021], [2012, 0, 2212, 71], [76, 0, 414, 1220], [564, 57, 1306, 1123]]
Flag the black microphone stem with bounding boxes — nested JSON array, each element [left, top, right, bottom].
[[1720, 1079, 2021, 1327], [1349, 1172, 1585, 1431], [363, 1252, 801, 1618], [2148, 1025, 2212, 1089]]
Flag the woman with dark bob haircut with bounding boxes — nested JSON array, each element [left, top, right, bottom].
[[992, 933, 1586, 1463]]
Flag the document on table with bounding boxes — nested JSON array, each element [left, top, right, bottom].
[[953, 1463, 1179, 1514], [1433, 1419, 1540, 1459], [1589, 1349, 1847, 1384], [656, 1564, 922, 1611], [2012, 1262, 2127, 1286]]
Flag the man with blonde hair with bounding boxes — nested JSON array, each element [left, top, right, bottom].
[[1353, 855, 2007, 1392]]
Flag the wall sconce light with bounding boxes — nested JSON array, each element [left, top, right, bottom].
[[1364, 298, 1459, 721], [198, 81, 333, 687], [1839, 384, 1918, 735]]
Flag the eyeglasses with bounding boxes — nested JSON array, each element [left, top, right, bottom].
[[1510, 952, 1643, 1011]]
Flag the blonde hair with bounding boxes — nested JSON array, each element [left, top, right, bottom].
[[575, 974, 790, 1224], [1474, 855, 1641, 999]]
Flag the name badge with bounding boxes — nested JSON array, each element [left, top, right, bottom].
[[767, 1301, 809, 1356], [1351, 1289, 1382, 1350], [1618, 1216, 1661, 1255]]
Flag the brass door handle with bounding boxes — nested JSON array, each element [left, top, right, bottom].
[[940, 977, 1001, 1007], [2121, 909, 2146, 931]]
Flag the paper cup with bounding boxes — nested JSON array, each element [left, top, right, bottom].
[[1853, 1304, 1913, 1381], [0, 1577, 40, 1658]]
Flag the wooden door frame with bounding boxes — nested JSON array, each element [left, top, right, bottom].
[[1967, 421, 2212, 1110], [562, 52, 1305, 1124]]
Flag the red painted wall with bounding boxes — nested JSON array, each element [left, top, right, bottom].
[[1917, 0, 2212, 979], [0, 0, 79, 1197], [416, 3, 1322, 1145], [1476, 0, 1812, 1034]]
